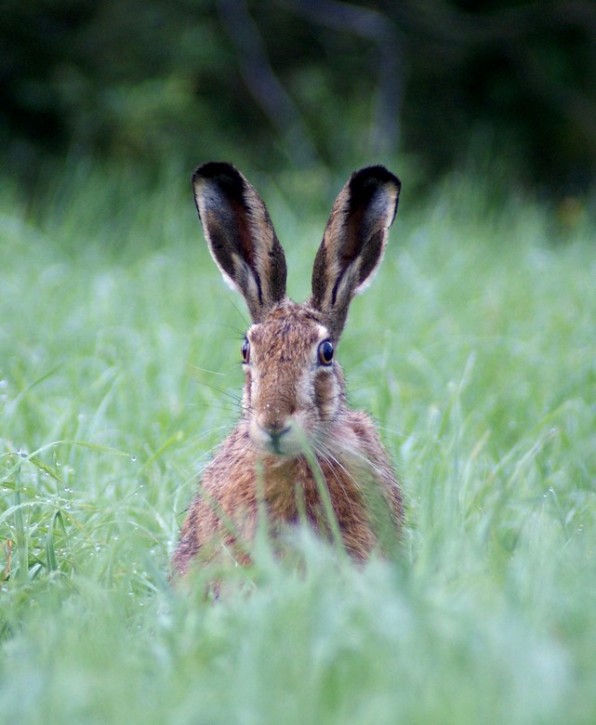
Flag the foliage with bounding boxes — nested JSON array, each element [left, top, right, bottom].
[[0, 161, 595, 723], [1, 0, 595, 191]]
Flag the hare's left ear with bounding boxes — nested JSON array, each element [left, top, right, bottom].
[[192, 162, 287, 323], [310, 166, 400, 340]]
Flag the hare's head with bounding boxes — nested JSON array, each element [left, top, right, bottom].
[[192, 162, 400, 457]]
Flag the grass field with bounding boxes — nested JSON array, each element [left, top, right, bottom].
[[0, 162, 594, 724]]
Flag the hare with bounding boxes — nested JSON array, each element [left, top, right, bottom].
[[172, 162, 403, 577]]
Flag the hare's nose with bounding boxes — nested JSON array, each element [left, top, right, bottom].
[[258, 416, 290, 439], [257, 402, 292, 432], [253, 414, 292, 454]]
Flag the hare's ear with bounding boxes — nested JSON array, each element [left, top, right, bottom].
[[192, 162, 287, 322], [310, 166, 400, 340]]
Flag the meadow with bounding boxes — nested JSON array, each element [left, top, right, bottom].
[[0, 161, 594, 724]]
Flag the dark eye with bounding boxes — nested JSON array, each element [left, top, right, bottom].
[[241, 338, 250, 364], [318, 340, 334, 366]]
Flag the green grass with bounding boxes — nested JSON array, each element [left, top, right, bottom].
[[0, 162, 594, 724]]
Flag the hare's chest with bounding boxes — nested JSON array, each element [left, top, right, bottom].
[[262, 455, 365, 525], [261, 457, 316, 517]]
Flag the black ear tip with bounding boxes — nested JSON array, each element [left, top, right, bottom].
[[191, 162, 245, 199], [350, 165, 401, 195], [347, 166, 401, 222], [193, 161, 237, 180]]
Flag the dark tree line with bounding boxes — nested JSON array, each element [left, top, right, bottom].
[[1, 0, 595, 192]]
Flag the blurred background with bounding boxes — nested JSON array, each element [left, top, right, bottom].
[[1, 0, 595, 197]]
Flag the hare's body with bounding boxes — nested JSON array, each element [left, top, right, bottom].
[[172, 163, 403, 577]]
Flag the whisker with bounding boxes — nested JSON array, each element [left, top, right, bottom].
[[310, 441, 361, 519]]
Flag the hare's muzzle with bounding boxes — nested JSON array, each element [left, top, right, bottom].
[[249, 414, 303, 457]]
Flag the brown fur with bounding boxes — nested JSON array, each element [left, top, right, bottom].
[[172, 163, 402, 578]]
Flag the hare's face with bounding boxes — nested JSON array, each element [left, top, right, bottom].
[[243, 302, 344, 457]]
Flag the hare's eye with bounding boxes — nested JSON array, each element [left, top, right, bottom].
[[241, 338, 250, 364], [318, 340, 334, 366]]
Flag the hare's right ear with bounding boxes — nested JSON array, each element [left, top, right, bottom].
[[192, 162, 287, 322], [310, 166, 400, 340]]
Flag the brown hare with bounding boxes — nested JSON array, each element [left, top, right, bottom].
[[172, 162, 403, 577]]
